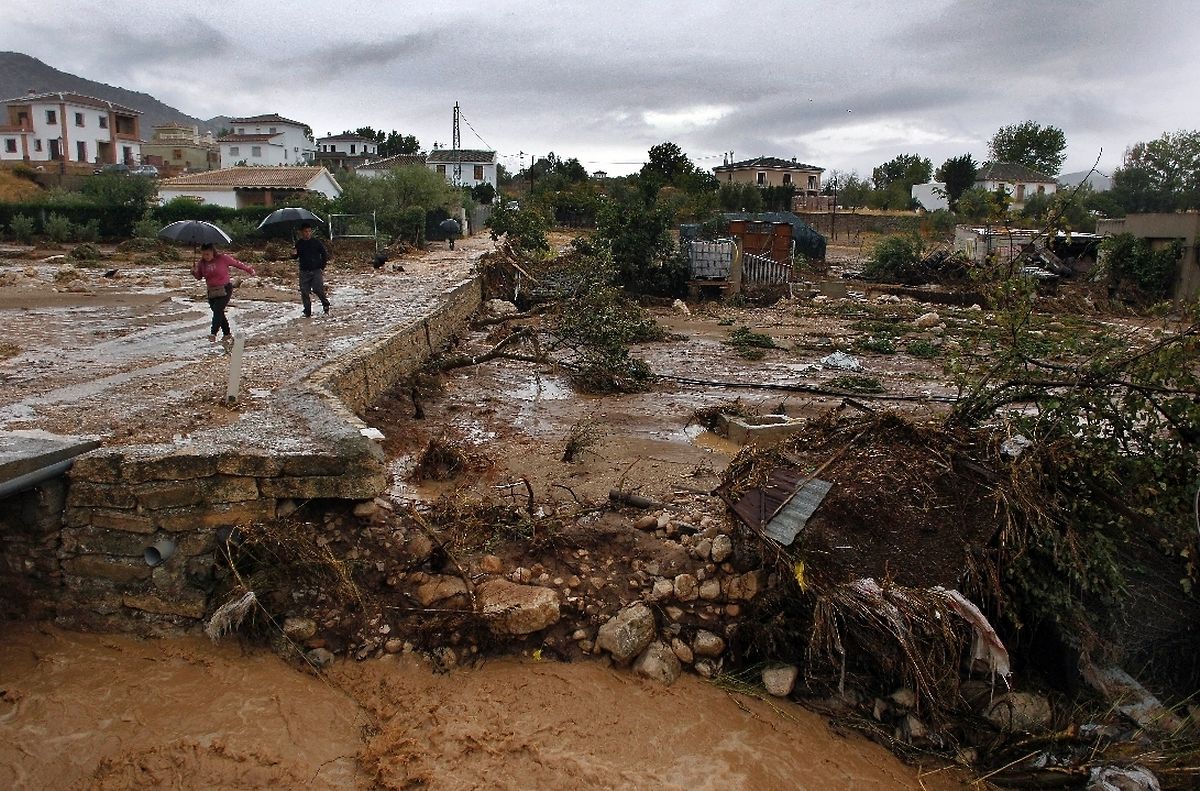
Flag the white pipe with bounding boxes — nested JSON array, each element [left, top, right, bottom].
[[0, 458, 74, 499]]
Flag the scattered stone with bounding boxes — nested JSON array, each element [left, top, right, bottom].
[[384, 638, 404, 654], [670, 637, 694, 664], [985, 692, 1052, 733], [890, 687, 916, 709], [900, 713, 928, 743], [673, 573, 698, 602], [509, 566, 532, 583], [693, 629, 725, 658], [693, 539, 712, 560], [482, 298, 519, 317], [710, 534, 732, 563], [914, 311, 940, 329], [352, 500, 377, 518], [671, 298, 691, 316], [634, 515, 657, 531], [664, 606, 685, 621], [649, 578, 674, 601], [571, 629, 589, 641], [762, 665, 798, 697], [698, 579, 721, 601], [305, 647, 334, 669], [478, 578, 561, 636], [282, 617, 317, 642], [275, 499, 299, 518], [163, 276, 182, 288], [693, 659, 719, 678], [633, 641, 682, 685], [596, 603, 656, 662], [414, 575, 469, 607]]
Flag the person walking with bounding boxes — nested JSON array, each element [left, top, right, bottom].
[[192, 243, 255, 342], [293, 222, 331, 317]]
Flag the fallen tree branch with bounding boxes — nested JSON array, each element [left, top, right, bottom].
[[658, 373, 960, 403]]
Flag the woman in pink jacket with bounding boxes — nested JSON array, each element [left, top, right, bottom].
[[191, 243, 256, 341]]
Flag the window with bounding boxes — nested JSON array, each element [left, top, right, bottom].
[[808, 175, 817, 190], [229, 146, 240, 156], [74, 112, 84, 127], [269, 127, 277, 134], [782, 173, 792, 185], [34, 139, 42, 152], [99, 115, 108, 129], [756, 171, 765, 185], [1016, 184, 1026, 202], [76, 141, 87, 161], [1037, 185, 1046, 195], [350, 144, 356, 154], [3, 138, 16, 153], [436, 164, 446, 175], [251, 146, 262, 158], [237, 127, 245, 134], [173, 149, 183, 159], [46, 110, 57, 124], [474, 164, 484, 180]]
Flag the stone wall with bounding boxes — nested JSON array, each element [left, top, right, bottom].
[[44, 274, 483, 631], [0, 478, 67, 620], [797, 211, 922, 241]]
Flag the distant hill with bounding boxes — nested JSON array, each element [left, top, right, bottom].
[[0, 51, 229, 137], [1059, 169, 1112, 192]]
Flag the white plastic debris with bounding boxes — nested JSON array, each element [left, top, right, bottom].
[[820, 351, 862, 372], [1087, 765, 1161, 791], [1000, 434, 1032, 459], [360, 427, 385, 440], [932, 587, 1012, 686]]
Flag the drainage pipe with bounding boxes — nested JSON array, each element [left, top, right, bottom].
[[0, 458, 76, 500]]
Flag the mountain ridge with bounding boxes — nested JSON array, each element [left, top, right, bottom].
[[0, 51, 229, 136]]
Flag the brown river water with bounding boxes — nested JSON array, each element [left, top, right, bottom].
[[0, 624, 967, 790]]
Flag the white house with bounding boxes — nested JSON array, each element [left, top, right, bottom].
[[219, 114, 315, 167], [0, 91, 142, 167], [157, 166, 341, 209], [911, 182, 949, 212], [316, 134, 377, 158], [975, 162, 1057, 211], [353, 153, 427, 180], [426, 148, 497, 189]]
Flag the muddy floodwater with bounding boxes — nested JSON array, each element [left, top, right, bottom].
[[0, 624, 967, 790]]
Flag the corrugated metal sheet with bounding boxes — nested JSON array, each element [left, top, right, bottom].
[[728, 465, 833, 546], [763, 478, 832, 545]]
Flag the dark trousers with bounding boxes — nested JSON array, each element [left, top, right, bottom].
[[208, 294, 230, 336], [299, 268, 329, 314]]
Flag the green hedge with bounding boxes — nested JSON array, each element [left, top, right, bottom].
[[0, 201, 276, 242]]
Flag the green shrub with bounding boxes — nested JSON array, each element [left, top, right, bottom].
[[76, 219, 100, 242], [1099, 232, 1176, 300], [727, 326, 776, 359], [44, 213, 74, 243], [906, 339, 941, 359], [855, 335, 896, 354], [70, 242, 102, 261], [8, 214, 35, 243], [132, 210, 160, 239], [864, 235, 924, 284], [826, 374, 885, 393]]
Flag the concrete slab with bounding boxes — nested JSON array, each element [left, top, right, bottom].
[[0, 430, 100, 484]]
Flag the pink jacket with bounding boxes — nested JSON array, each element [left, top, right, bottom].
[[192, 252, 255, 289]]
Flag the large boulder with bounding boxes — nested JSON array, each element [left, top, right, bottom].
[[596, 603, 656, 663], [985, 691, 1052, 733], [633, 641, 682, 686], [477, 578, 560, 636]]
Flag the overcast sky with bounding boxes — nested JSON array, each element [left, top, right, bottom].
[[4, 0, 1198, 179]]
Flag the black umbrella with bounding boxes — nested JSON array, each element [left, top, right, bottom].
[[439, 218, 461, 235], [258, 207, 325, 231], [158, 220, 232, 245]]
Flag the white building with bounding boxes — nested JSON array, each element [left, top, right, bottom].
[[157, 166, 341, 209], [219, 114, 315, 167], [911, 182, 949, 212], [316, 134, 377, 158], [975, 162, 1057, 211], [426, 148, 497, 189], [353, 153, 427, 180], [0, 91, 142, 166]]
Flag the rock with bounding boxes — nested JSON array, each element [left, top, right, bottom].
[[901, 714, 928, 743], [596, 603, 656, 663], [664, 606, 685, 621], [914, 311, 940, 329], [509, 566, 532, 583], [634, 515, 658, 531], [276, 499, 299, 518], [694, 659, 719, 678], [483, 299, 519, 317], [698, 579, 721, 601], [282, 617, 318, 642], [402, 532, 434, 564], [670, 637, 694, 664], [414, 575, 469, 606], [671, 298, 691, 316], [692, 539, 712, 560], [673, 573, 698, 602], [762, 665, 799, 697], [633, 641, 682, 685], [384, 638, 404, 654], [479, 554, 504, 574], [693, 629, 725, 658], [478, 578, 561, 636], [352, 500, 378, 518], [985, 692, 1052, 733], [305, 647, 334, 669], [1087, 765, 1161, 791], [163, 276, 182, 288], [890, 687, 916, 709], [649, 578, 674, 601], [710, 534, 732, 563]]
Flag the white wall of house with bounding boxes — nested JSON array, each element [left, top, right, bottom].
[[975, 177, 1057, 210], [157, 187, 239, 208], [232, 120, 314, 163], [220, 139, 288, 167], [428, 160, 497, 189], [307, 170, 343, 200], [911, 182, 948, 212], [318, 138, 377, 156], [1, 99, 140, 164]]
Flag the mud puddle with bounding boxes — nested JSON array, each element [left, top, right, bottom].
[[0, 624, 967, 790]]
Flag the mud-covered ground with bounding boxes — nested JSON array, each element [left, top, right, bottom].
[[0, 624, 969, 790]]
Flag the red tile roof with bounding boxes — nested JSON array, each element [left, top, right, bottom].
[[0, 91, 140, 115], [229, 113, 308, 127], [159, 166, 329, 189]]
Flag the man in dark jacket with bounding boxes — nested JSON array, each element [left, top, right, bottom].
[[293, 223, 331, 316]]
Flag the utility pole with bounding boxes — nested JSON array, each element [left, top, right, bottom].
[[830, 177, 838, 242], [452, 101, 462, 185]]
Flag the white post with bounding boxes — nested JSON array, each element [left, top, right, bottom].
[[225, 335, 245, 405]]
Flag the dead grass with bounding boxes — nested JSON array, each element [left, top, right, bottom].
[[0, 170, 44, 202]]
